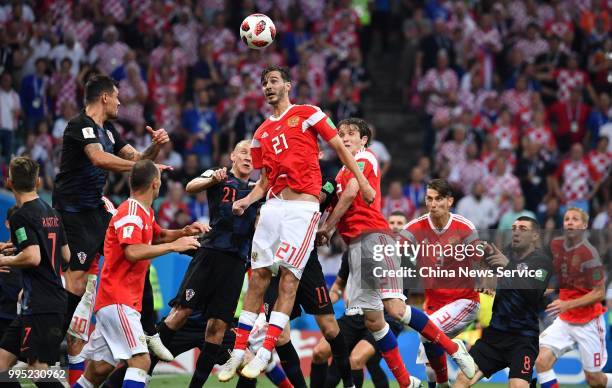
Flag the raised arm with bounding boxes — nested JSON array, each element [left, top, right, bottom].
[[85, 143, 135, 172], [232, 168, 269, 215], [185, 167, 227, 194], [124, 236, 201, 262], [327, 136, 375, 204]]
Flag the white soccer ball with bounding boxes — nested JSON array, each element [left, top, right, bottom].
[[239, 13, 276, 50]]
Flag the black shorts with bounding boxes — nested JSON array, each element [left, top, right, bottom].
[[338, 313, 403, 350], [59, 207, 112, 271], [470, 327, 538, 382], [264, 251, 334, 320], [169, 248, 246, 324], [0, 313, 64, 364]]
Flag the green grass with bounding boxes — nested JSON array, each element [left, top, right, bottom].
[[147, 374, 589, 387]]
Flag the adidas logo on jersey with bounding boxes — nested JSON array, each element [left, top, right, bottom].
[[261, 132, 269, 138]]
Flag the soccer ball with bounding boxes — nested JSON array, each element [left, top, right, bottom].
[[239, 14, 276, 50]]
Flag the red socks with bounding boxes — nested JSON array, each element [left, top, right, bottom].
[[420, 321, 458, 354], [263, 324, 284, 352], [381, 347, 411, 388]]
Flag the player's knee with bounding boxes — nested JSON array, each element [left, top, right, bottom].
[[584, 371, 605, 388], [381, 300, 404, 321], [534, 349, 554, 372], [313, 340, 331, 364], [250, 268, 271, 293], [128, 353, 151, 371], [204, 319, 227, 344], [278, 272, 299, 297], [318, 316, 340, 340], [349, 352, 367, 370]]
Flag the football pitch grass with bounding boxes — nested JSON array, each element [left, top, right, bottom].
[[146, 374, 589, 387]]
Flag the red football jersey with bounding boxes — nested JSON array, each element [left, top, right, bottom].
[[549, 236, 605, 324], [96, 198, 161, 313], [402, 213, 480, 313], [251, 104, 337, 198], [335, 148, 389, 242]]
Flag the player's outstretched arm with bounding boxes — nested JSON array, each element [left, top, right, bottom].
[[153, 222, 211, 244], [233, 168, 269, 215], [185, 168, 228, 194], [326, 136, 376, 204], [546, 283, 605, 316], [0, 245, 41, 268], [124, 236, 201, 262], [117, 126, 170, 162], [85, 143, 136, 172], [317, 178, 359, 245]]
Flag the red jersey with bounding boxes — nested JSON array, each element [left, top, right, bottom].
[[251, 104, 337, 198], [335, 148, 388, 242], [549, 236, 605, 324], [402, 213, 480, 313], [96, 198, 161, 313]]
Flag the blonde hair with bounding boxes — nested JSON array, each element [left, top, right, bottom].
[[565, 207, 589, 225], [234, 140, 251, 151]]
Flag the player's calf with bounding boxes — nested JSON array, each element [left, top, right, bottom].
[[75, 360, 115, 388], [205, 318, 228, 344]]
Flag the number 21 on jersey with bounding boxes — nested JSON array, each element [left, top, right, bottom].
[[272, 134, 288, 154]]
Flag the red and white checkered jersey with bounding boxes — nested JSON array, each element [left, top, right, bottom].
[[514, 38, 549, 62], [550, 236, 606, 324], [555, 158, 602, 203], [488, 124, 519, 149], [500, 89, 530, 116], [149, 46, 189, 71], [50, 72, 76, 116], [89, 41, 129, 75], [437, 141, 467, 168], [402, 213, 480, 312], [251, 104, 337, 198], [419, 68, 458, 115], [554, 68, 590, 101], [525, 125, 557, 149], [587, 150, 612, 179], [102, 0, 126, 22], [452, 159, 489, 195], [381, 196, 416, 220], [96, 199, 161, 313], [335, 148, 389, 242], [482, 172, 522, 215]]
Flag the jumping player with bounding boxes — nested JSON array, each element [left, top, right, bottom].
[[317, 118, 475, 388], [218, 65, 375, 384], [73, 160, 206, 388], [53, 74, 172, 383], [454, 217, 552, 387], [402, 179, 480, 388], [155, 140, 259, 387], [536, 208, 611, 388], [0, 157, 70, 387]]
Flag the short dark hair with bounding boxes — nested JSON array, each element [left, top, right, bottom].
[[9, 157, 39, 192], [389, 211, 408, 220], [337, 118, 372, 146], [261, 65, 291, 84], [516, 216, 540, 232], [427, 178, 453, 198], [84, 75, 118, 104], [129, 160, 160, 192]]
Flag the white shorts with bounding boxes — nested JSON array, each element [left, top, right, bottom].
[[346, 232, 405, 312], [81, 304, 148, 366], [539, 315, 608, 372], [416, 299, 479, 363], [251, 198, 320, 279]]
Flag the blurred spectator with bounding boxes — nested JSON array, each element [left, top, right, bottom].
[[189, 42, 221, 89], [62, 5, 95, 50], [22, 25, 51, 77], [49, 31, 84, 77], [231, 94, 264, 147], [469, 13, 502, 88], [125, 123, 151, 152], [403, 166, 426, 209], [17, 132, 47, 165], [437, 125, 467, 171], [188, 191, 209, 224], [159, 141, 183, 170], [449, 142, 488, 196], [516, 140, 554, 213], [368, 125, 391, 178], [171, 153, 201, 187], [118, 63, 148, 126], [49, 57, 77, 117], [488, 109, 519, 150], [514, 23, 549, 63], [416, 19, 455, 78], [483, 156, 522, 217], [498, 195, 537, 231], [20, 57, 48, 131], [547, 87, 591, 152], [382, 181, 415, 220], [549, 53, 597, 103], [456, 182, 498, 229], [281, 16, 310, 67], [89, 26, 129, 75], [52, 101, 76, 141], [0, 72, 20, 162], [593, 201, 612, 230], [149, 31, 188, 73], [587, 92, 611, 148], [182, 89, 220, 168], [537, 195, 563, 231], [552, 143, 602, 213], [158, 181, 190, 229], [523, 109, 557, 151], [587, 136, 612, 182]]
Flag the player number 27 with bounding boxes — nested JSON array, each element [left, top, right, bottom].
[[272, 134, 288, 155]]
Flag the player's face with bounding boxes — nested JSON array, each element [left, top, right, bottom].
[[231, 144, 253, 176], [563, 210, 587, 239], [338, 124, 367, 155], [425, 188, 452, 218], [104, 86, 120, 119], [511, 220, 537, 251], [388, 215, 407, 233], [262, 71, 290, 106]]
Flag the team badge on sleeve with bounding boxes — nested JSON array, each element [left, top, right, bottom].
[[15, 227, 27, 244], [326, 117, 336, 129], [82, 127, 95, 139], [357, 161, 365, 172]]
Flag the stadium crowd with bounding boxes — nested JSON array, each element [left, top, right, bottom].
[[0, 0, 609, 233]]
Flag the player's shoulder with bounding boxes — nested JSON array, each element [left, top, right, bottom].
[[355, 148, 379, 170], [578, 238, 600, 261], [113, 199, 146, 226], [290, 104, 323, 116], [450, 213, 477, 231], [404, 213, 428, 230]]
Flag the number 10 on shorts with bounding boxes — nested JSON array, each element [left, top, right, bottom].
[[275, 242, 297, 263]]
